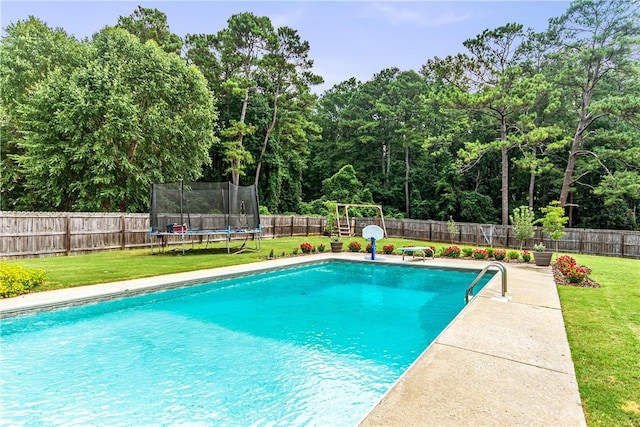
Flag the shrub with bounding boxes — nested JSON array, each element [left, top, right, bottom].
[[300, 242, 313, 254], [521, 250, 532, 262], [472, 248, 489, 260], [493, 249, 506, 260], [292, 247, 299, 255], [0, 262, 47, 298], [318, 243, 326, 252], [442, 245, 461, 258], [462, 247, 473, 257], [382, 244, 394, 254], [365, 242, 373, 253], [506, 250, 520, 260], [557, 255, 576, 269], [348, 241, 362, 252], [268, 248, 275, 258], [487, 247, 494, 258], [564, 265, 588, 283]]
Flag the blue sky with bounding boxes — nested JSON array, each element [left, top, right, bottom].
[[1, 1, 571, 93]]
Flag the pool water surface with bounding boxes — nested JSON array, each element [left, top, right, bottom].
[[0, 261, 492, 426]]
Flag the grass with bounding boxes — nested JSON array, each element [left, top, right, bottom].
[[4, 239, 640, 425], [557, 254, 640, 427]]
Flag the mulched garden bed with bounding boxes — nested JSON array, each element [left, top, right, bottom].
[[552, 263, 601, 288]]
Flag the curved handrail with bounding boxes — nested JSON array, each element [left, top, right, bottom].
[[465, 262, 507, 304]]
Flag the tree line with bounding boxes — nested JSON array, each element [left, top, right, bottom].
[[1, 0, 638, 230]]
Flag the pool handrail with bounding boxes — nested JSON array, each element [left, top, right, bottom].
[[465, 262, 507, 304]]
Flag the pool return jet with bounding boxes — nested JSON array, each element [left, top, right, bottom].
[[362, 225, 385, 261]]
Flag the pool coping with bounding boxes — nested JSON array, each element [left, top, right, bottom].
[[0, 252, 586, 426]]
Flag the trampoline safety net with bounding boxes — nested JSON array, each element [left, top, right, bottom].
[[150, 181, 261, 233]]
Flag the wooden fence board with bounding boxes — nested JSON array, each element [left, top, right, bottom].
[[1, 211, 638, 259]]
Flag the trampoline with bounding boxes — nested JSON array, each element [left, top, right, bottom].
[[149, 181, 261, 254]]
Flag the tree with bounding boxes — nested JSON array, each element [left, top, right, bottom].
[[214, 13, 274, 186], [253, 25, 322, 189], [537, 201, 569, 252], [0, 17, 84, 210], [545, 0, 640, 208], [510, 205, 536, 249], [424, 23, 530, 225], [14, 27, 218, 212], [116, 6, 182, 55]]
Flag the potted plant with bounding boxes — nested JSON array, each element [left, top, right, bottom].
[[533, 242, 552, 266], [536, 201, 569, 254]]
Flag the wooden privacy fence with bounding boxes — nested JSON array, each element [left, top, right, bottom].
[[1, 211, 639, 259]]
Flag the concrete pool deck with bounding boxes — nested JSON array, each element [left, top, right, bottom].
[[0, 253, 586, 426]]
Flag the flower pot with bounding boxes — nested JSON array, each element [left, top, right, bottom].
[[330, 241, 343, 253], [534, 251, 553, 266]]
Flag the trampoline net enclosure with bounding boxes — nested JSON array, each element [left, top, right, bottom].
[[150, 181, 261, 233]]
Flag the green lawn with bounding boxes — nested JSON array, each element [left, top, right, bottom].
[[5, 239, 640, 426], [558, 254, 640, 427]]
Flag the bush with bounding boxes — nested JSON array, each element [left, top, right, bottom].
[[472, 248, 489, 260], [300, 242, 313, 254], [442, 245, 461, 258], [487, 247, 494, 258], [365, 242, 373, 253], [348, 241, 362, 252], [0, 262, 47, 298], [462, 247, 473, 257], [493, 249, 506, 260], [317, 243, 326, 252], [506, 250, 520, 260], [564, 265, 588, 283], [521, 250, 532, 262], [382, 244, 394, 254]]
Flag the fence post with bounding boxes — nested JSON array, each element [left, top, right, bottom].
[[65, 213, 71, 256], [121, 213, 126, 250], [621, 233, 625, 257], [306, 216, 310, 236], [290, 216, 294, 237]]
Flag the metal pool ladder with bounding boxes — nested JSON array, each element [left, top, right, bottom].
[[465, 262, 507, 304]]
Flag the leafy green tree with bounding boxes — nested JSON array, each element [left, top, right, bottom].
[[14, 27, 218, 212], [424, 23, 530, 225], [321, 164, 373, 204], [545, 0, 640, 208], [0, 17, 84, 210], [537, 201, 569, 251], [116, 6, 182, 55], [510, 205, 536, 249]]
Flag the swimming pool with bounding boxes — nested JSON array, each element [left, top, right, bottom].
[[0, 260, 492, 426]]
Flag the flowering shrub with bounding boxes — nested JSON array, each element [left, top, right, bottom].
[[521, 250, 532, 262], [348, 241, 362, 252], [268, 248, 275, 258], [442, 245, 461, 258], [556, 255, 576, 269], [382, 244, 394, 254], [564, 265, 588, 283], [300, 242, 313, 254], [462, 247, 473, 257], [292, 247, 299, 255], [318, 243, 326, 252], [366, 242, 373, 253], [555, 255, 588, 283], [472, 248, 489, 260], [487, 247, 495, 258], [0, 262, 48, 298], [493, 249, 506, 260]]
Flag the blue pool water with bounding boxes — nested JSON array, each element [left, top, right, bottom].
[[0, 261, 492, 426]]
